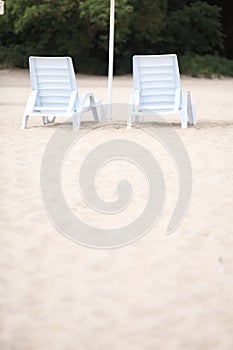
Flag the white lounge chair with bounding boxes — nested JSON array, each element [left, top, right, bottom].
[[127, 54, 196, 128], [21, 56, 101, 130]]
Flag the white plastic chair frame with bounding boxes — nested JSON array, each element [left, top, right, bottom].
[[127, 54, 196, 129], [21, 56, 101, 131]]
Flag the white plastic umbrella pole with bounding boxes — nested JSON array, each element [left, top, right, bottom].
[[107, 0, 115, 119], [0, 1, 5, 15]]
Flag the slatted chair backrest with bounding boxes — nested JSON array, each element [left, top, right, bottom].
[[133, 54, 181, 112], [29, 56, 77, 113]]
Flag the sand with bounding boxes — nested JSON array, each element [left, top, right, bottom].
[[0, 69, 233, 350]]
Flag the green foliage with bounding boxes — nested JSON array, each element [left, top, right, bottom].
[[79, 0, 133, 44], [129, 0, 167, 44], [161, 1, 224, 55], [179, 54, 233, 77], [114, 0, 167, 73], [0, 0, 81, 63], [0, 0, 231, 76]]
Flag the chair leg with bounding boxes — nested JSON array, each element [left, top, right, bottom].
[[127, 114, 132, 129], [181, 91, 188, 128], [42, 117, 48, 125], [98, 103, 107, 122], [47, 117, 56, 124], [187, 92, 196, 125], [127, 102, 134, 129], [91, 106, 99, 122], [20, 115, 29, 129], [73, 112, 81, 131], [135, 115, 143, 123], [191, 104, 196, 125], [42, 117, 56, 125], [89, 95, 99, 122], [181, 120, 188, 128]]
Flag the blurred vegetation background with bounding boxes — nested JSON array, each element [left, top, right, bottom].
[[0, 0, 232, 76]]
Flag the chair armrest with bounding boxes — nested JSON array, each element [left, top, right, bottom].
[[67, 90, 78, 113], [78, 92, 97, 111], [24, 90, 38, 115], [134, 90, 140, 106], [175, 88, 182, 110], [77, 92, 100, 122]]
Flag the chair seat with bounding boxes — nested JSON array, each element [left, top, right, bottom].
[[33, 107, 68, 111], [138, 104, 179, 112]]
